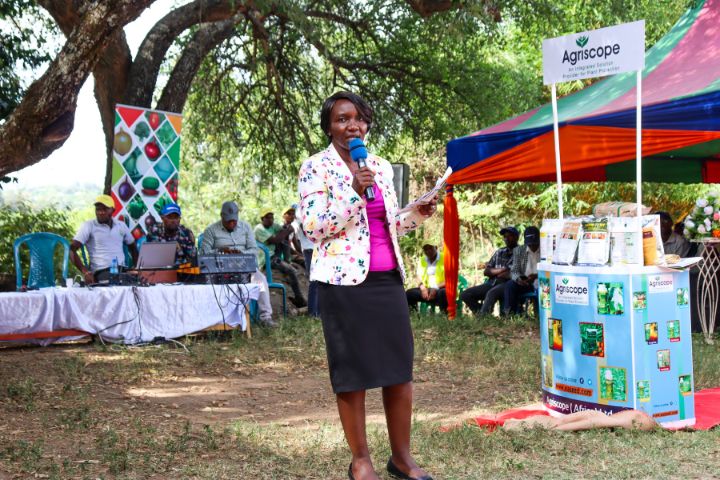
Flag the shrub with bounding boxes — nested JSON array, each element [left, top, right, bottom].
[[0, 203, 78, 285]]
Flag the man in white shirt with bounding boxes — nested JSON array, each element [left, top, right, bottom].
[[503, 226, 541, 315], [70, 195, 138, 284]]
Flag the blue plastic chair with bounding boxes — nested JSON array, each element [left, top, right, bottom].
[[13, 233, 70, 290], [257, 241, 287, 318], [197, 233, 204, 249]]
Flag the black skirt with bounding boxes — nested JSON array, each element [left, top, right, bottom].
[[318, 270, 414, 393]]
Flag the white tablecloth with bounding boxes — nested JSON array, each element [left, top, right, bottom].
[[0, 283, 259, 345]]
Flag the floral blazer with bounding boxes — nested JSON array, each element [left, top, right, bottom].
[[298, 144, 426, 285]]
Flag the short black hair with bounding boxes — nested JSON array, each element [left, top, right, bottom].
[[320, 91, 373, 139], [656, 211, 673, 224]]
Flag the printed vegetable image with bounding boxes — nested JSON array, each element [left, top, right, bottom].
[[118, 177, 135, 201], [141, 177, 160, 196], [134, 121, 150, 140], [148, 112, 161, 130], [145, 140, 161, 160], [113, 129, 132, 155]]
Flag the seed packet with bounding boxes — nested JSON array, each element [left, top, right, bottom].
[[540, 219, 563, 263], [609, 217, 643, 266], [577, 218, 610, 265], [642, 215, 666, 266], [593, 202, 651, 217], [553, 219, 583, 265]]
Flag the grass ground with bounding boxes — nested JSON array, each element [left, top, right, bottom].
[[1, 313, 719, 479]]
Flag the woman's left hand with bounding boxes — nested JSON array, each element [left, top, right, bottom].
[[417, 195, 439, 217]]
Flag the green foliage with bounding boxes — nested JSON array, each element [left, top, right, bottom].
[[0, 0, 58, 120], [0, 202, 77, 279], [179, 1, 694, 264]]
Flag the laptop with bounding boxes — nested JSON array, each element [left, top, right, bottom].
[[136, 242, 178, 270]]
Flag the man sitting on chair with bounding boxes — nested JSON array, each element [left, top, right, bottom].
[[503, 226, 541, 315], [70, 195, 138, 284], [200, 201, 276, 327], [460, 226, 518, 316], [254, 212, 307, 308], [406, 244, 447, 313], [145, 203, 196, 266]]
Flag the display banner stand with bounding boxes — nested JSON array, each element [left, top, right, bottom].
[[538, 263, 695, 428]]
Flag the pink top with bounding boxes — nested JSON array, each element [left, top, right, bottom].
[[366, 184, 398, 271]]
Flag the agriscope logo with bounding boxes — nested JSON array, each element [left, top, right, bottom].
[[562, 34, 621, 66], [648, 274, 673, 293], [554, 275, 589, 305]]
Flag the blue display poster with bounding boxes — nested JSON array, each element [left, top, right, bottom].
[[538, 263, 695, 428]]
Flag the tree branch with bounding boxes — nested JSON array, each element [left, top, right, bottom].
[[123, 0, 249, 106], [156, 17, 242, 113], [0, 0, 155, 176]]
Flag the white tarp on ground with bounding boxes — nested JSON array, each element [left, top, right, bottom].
[[0, 284, 259, 345]]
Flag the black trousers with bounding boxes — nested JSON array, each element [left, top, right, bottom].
[[460, 280, 506, 315], [406, 287, 448, 312]]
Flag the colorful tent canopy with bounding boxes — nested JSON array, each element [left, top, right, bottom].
[[443, 0, 720, 318]]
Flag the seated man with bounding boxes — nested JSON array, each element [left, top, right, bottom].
[[406, 244, 447, 313], [657, 211, 691, 257], [460, 226, 518, 316], [70, 195, 138, 284], [288, 204, 320, 317], [503, 226, 541, 315], [255, 211, 307, 308], [200, 201, 276, 327], [282, 206, 306, 267], [145, 203, 196, 265]]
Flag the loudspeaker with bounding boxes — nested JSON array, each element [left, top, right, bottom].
[[391, 163, 410, 208]]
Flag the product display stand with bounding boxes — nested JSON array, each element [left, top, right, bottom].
[[695, 239, 720, 344], [538, 262, 695, 428]]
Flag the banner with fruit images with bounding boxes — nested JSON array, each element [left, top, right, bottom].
[[111, 104, 182, 239]]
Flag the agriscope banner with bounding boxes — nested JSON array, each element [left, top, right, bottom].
[[111, 104, 182, 239], [542, 20, 645, 85]]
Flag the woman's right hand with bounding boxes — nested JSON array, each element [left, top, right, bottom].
[[83, 270, 95, 285], [352, 166, 375, 196]]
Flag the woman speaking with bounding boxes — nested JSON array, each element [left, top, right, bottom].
[[298, 91, 437, 480]]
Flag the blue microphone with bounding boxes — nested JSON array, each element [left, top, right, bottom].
[[348, 138, 375, 201]]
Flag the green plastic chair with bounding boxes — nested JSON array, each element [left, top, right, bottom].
[[420, 274, 468, 314], [13, 232, 70, 290]]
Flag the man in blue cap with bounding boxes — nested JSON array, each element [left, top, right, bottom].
[[145, 203, 197, 265], [460, 226, 519, 316]]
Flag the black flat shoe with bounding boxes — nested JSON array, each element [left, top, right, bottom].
[[387, 458, 433, 480], [348, 462, 354, 480]]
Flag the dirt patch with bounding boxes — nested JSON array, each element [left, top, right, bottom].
[[0, 342, 496, 433]]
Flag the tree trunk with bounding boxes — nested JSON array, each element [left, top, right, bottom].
[[95, 32, 134, 194], [0, 0, 155, 177]]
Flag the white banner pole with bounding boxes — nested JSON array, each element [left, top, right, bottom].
[[551, 83, 564, 219], [636, 70, 643, 218]]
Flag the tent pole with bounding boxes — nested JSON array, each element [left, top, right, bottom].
[[636, 70, 643, 217], [551, 83, 564, 219]]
